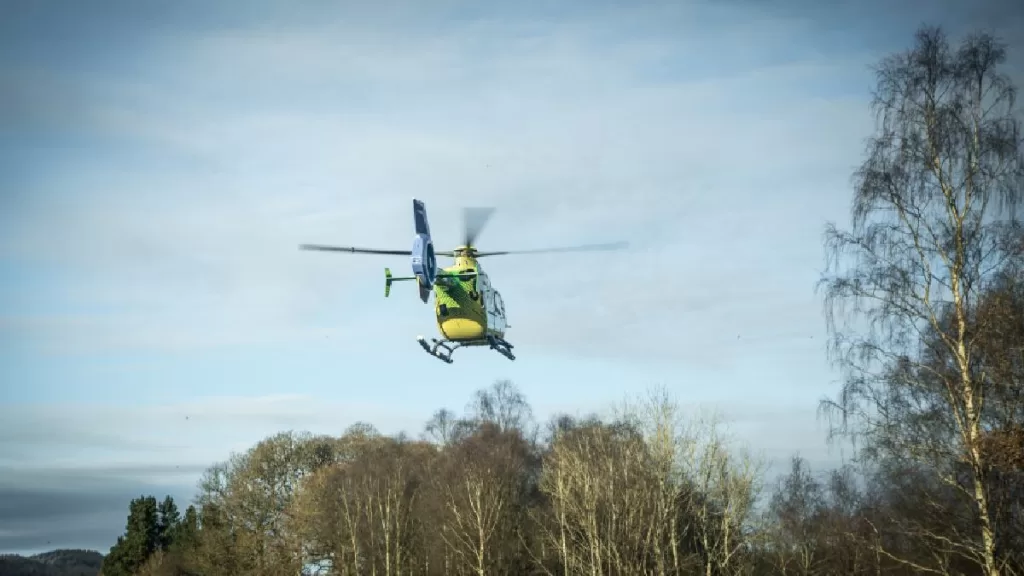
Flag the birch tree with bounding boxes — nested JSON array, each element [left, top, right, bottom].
[[537, 417, 661, 576], [819, 25, 1023, 576], [680, 412, 764, 576], [434, 421, 532, 576]]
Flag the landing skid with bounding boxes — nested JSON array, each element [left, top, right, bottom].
[[417, 336, 459, 364], [415, 335, 516, 363], [487, 335, 516, 361]]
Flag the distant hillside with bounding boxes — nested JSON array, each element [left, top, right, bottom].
[[0, 549, 103, 576]]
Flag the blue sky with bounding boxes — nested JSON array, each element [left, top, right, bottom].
[[2, 0, 1022, 555]]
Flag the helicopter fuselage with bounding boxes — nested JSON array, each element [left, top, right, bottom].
[[431, 253, 507, 344]]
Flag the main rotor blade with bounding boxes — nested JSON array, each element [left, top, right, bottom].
[[300, 244, 411, 255], [474, 241, 629, 257], [463, 207, 495, 247]]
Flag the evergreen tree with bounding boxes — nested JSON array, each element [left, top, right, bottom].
[[101, 536, 131, 576], [157, 495, 181, 551], [100, 495, 162, 576], [177, 505, 200, 549]]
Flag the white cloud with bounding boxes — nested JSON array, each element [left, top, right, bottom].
[[0, 395, 424, 471], [3, 9, 878, 363], [0, 392, 843, 478]]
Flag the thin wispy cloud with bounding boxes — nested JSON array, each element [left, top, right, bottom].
[[1, 0, 1021, 555], [3, 6, 875, 363], [0, 395, 420, 466]]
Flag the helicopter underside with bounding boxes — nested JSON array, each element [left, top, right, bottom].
[[437, 317, 486, 340], [416, 334, 515, 364]]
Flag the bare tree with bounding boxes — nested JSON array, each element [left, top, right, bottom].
[[537, 417, 659, 576], [424, 408, 461, 447], [820, 25, 1023, 576], [467, 380, 537, 439], [680, 411, 764, 576], [617, 387, 709, 576], [433, 422, 532, 576], [766, 457, 829, 576], [290, 430, 439, 576]]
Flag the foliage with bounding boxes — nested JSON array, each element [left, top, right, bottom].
[[99, 496, 200, 576]]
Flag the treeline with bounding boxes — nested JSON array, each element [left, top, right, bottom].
[[101, 24, 1023, 576], [103, 376, 1023, 576]]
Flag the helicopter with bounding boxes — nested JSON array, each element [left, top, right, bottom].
[[300, 199, 627, 363]]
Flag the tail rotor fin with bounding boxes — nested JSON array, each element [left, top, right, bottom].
[[413, 199, 431, 237], [410, 198, 438, 297]]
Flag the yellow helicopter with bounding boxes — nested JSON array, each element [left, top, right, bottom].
[[300, 199, 627, 363]]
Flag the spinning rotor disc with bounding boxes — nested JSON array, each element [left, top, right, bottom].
[[299, 205, 628, 258]]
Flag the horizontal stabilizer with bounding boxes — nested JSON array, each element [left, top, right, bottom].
[[384, 267, 417, 297]]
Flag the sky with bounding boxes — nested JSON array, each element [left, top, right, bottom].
[[1, 0, 1022, 556]]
